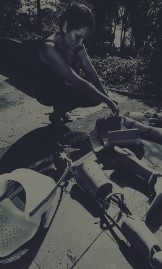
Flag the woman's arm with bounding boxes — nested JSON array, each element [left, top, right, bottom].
[[78, 46, 108, 96], [40, 42, 119, 115]]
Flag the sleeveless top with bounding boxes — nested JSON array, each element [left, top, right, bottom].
[[34, 37, 81, 94]]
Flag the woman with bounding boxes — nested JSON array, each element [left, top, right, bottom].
[[34, 3, 119, 125]]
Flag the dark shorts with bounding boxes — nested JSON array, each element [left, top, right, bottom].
[[34, 66, 100, 112]]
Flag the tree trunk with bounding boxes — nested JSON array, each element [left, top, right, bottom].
[[113, 19, 117, 35], [120, 20, 124, 52], [37, 0, 41, 32]]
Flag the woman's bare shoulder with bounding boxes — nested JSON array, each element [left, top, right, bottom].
[[41, 32, 61, 49], [39, 38, 57, 63], [39, 32, 59, 55]]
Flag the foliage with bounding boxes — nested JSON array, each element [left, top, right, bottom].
[[137, 0, 162, 54], [91, 54, 152, 94], [141, 0, 162, 89], [0, 0, 22, 36], [0, 0, 65, 40], [0, 0, 161, 94]]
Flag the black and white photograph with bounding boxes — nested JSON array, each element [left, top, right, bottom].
[[0, 0, 162, 268]]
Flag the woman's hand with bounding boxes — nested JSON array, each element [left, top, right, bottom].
[[108, 100, 119, 117]]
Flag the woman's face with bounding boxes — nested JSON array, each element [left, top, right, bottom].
[[63, 24, 92, 51]]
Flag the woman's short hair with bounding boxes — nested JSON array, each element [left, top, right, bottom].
[[60, 2, 95, 31]]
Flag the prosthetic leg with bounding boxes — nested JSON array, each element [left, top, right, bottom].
[[75, 160, 162, 268]]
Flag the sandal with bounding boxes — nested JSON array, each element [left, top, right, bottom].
[[49, 111, 63, 126], [61, 112, 73, 123], [49, 111, 73, 125]]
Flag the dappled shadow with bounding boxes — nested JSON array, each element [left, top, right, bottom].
[[0, 38, 42, 98], [0, 124, 91, 179]]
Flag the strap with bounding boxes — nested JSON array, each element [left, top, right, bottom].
[[44, 39, 56, 44], [104, 192, 132, 215]]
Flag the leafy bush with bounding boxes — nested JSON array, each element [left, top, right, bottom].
[[0, 1, 65, 40], [91, 54, 152, 94]]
